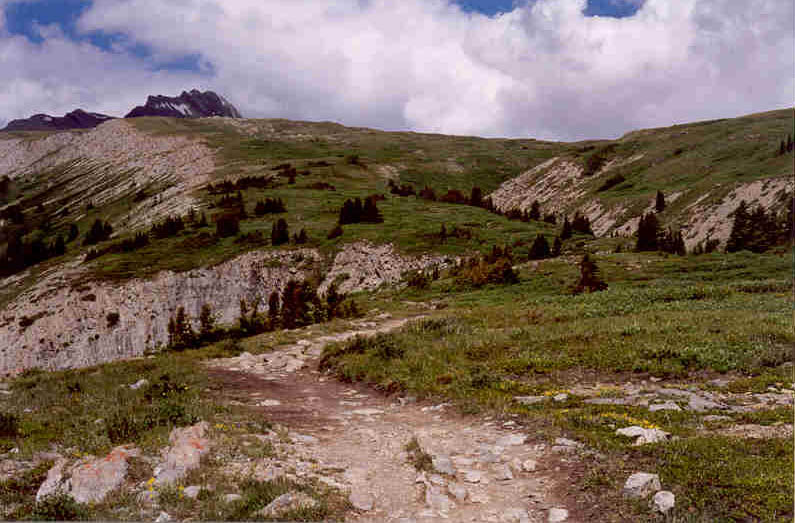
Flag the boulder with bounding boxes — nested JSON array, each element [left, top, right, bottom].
[[615, 426, 670, 445], [623, 472, 661, 499], [548, 507, 569, 522], [36, 458, 69, 502], [652, 490, 675, 513], [68, 445, 140, 503], [155, 422, 211, 485]]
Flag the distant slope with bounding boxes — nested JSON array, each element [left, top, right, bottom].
[[489, 108, 794, 248]]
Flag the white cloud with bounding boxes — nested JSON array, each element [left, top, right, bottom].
[[2, 0, 792, 139]]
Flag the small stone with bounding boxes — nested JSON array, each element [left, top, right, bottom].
[[547, 507, 569, 522], [479, 450, 501, 464], [259, 492, 317, 517], [429, 474, 447, 486], [554, 438, 581, 447], [398, 396, 417, 406], [462, 470, 484, 483], [468, 490, 490, 504], [224, 493, 242, 503], [258, 399, 281, 407], [183, 485, 201, 499], [648, 401, 681, 412], [496, 434, 527, 446], [447, 482, 467, 501], [623, 472, 661, 499], [129, 379, 149, 390], [494, 464, 514, 481], [553, 393, 568, 402], [155, 511, 171, 523], [687, 395, 726, 412], [652, 490, 675, 513], [432, 455, 456, 475], [522, 459, 537, 472], [292, 434, 318, 444], [350, 490, 375, 511]]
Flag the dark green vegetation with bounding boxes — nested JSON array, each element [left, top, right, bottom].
[[321, 249, 794, 521]]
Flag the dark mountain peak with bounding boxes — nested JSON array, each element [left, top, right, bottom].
[[1, 109, 115, 132], [125, 89, 242, 119]]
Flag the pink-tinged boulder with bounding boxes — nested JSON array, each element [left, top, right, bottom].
[[155, 422, 211, 485], [69, 445, 140, 503]]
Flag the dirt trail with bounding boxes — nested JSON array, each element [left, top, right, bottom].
[[208, 317, 573, 523]]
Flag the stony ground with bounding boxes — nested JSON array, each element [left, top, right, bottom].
[[207, 316, 574, 523]]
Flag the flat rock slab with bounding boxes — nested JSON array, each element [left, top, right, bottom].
[[36, 446, 139, 504], [155, 422, 211, 485], [69, 445, 140, 503]]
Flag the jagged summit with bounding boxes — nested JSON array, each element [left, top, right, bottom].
[[124, 89, 242, 119], [1, 108, 114, 132]]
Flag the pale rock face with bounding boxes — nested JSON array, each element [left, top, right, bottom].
[[319, 241, 453, 295], [0, 249, 319, 376]]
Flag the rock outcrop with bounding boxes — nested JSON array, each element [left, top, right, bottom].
[[0, 249, 320, 376], [1, 109, 114, 132], [125, 90, 241, 119]]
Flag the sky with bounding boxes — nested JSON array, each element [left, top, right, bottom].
[[0, 0, 792, 141]]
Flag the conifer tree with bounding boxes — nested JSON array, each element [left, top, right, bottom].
[[268, 291, 280, 328], [573, 253, 608, 294], [552, 236, 562, 256], [560, 216, 572, 240], [655, 190, 666, 213], [635, 213, 660, 251], [199, 304, 216, 342], [469, 186, 483, 208], [528, 234, 551, 259], [726, 201, 750, 252], [528, 200, 541, 221], [361, 197, 383, 223], [271, 218, 289, 245]]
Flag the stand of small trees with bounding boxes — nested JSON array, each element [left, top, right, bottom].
[[254, 198, 286, 216], [338, 197, 383, 224], [83, 219, 113, 245], [151, 215, 185, 239], [726, 200, 791, 253], [271, 218, 289, 245], [453, 245, 518, 287]]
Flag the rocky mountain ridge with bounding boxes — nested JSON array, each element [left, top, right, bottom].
[[1, 90, 241, 132], [1, 109, 114, 132]]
